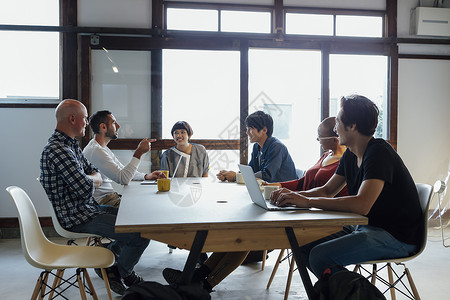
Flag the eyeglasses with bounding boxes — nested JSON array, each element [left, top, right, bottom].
[[316, 136, 337, 141]]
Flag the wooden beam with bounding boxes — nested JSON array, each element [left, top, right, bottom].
[[107, 139, 240, 150], [60, 0, 78, 100]]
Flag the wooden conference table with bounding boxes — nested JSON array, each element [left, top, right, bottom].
[[116, 178, 367, 300]]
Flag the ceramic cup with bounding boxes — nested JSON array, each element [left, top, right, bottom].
[[236, 172, 245, 184], [263, 185, 279, 200], [157, 178, 171, 192], [158, 170, 169, 178]]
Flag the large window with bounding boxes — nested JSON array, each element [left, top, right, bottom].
[[249, 49, 322, 170], [0, 0, 59, 103], [162, 49, 241, 175], [329, 54, 388, 138], [83, 3, 393, 171]]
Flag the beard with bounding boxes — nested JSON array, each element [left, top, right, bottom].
[[105, 128, 118, 140]]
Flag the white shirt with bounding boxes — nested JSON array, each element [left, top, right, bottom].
[[83, 139, 145, 201]]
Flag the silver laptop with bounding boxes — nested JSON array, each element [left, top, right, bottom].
[[141, 156, 183, 185], [238, 164, 308, 211]]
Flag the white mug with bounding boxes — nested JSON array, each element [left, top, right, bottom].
[[263, 185, 279, 200], [236, 172, 245, 184]]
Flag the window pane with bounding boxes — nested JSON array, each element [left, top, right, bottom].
[[166, 8, 218, 31], [221, 10, 271, 33], [0, 31, 59, 103], [162, 49, 240, 140], [286, 13, 333, 36], [207, 150, 240, 179], [0, 0, 59, 26], [91, 50, 151, 138], [249, 49, 322, 170], [329, 54, 388, 138], [336, 15, 383, 37]]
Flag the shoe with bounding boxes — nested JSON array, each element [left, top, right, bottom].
[[94, 268, 103, 279], [123, 271, 144, 287], [102, 266, 126, 295], [163, 267, 182, 285]]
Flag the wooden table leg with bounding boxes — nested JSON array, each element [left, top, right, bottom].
[[285, 227, 318, 300], [179, 230, 209, 285]]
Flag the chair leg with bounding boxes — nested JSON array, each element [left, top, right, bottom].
[[31, 272, 45, 300], [353, 264, 360, 273], [48, 269, 64, 299], [387, 263, 396, 300], [284, 255, 296, 300], [39, 271, 50, 300], [369, 264, 378, 285], [267, 249, 285, 289], [77, 269, 88, 300], [261, 250, 267, 271], [405, 267, 421, 300], [83, 268, 98, 300], [101, 268, 114, 300]]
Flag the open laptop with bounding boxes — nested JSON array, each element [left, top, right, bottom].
[[238, 164, 308, 211], [141, 155, 183, 185]]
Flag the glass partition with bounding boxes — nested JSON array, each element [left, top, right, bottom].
[[91, 49, 151, 138]]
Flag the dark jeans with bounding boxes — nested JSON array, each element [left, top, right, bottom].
[[71, 205, 150, 278]]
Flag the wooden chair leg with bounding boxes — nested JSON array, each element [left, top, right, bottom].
[[48, 269, 64, 300], [261, 250, 267, 270], [83, 268, 98, 300], [371, 264, 377, 285], [77, 269, 88, 300], [353, 264, 360, 272], [284, 257, 296, 300], [267, 249, 285, 289], [387, 263, 396, 300], [101, 268, 114, 300], [39, 271, 49, 300], [31, 273, 45, 300], [405, 267, 421, 300]]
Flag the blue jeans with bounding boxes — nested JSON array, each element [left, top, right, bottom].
[[300, 225, 417, 278], [70, 205, 150, 278]]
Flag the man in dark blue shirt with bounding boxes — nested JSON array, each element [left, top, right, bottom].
[[271, 95, 421, 278], [217, 110, 297, 183], [40, 99, 150, 295]]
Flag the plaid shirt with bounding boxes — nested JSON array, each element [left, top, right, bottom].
[[40, 130, 101, 229]]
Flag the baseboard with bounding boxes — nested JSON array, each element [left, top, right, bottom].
[[0, 217, 56, 238]]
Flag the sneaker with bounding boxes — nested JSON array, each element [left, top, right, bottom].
[[102, 266, 126, 295], [94, 268, 103, 279], [123, 271, 144, 287], [162, 267, 183, 285]]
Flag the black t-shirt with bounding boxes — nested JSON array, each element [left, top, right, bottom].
[[336, 138, 422, 246]]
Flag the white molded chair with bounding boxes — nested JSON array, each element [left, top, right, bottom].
[[6, 186, 115, 300], [353, 183, 433, 300], [37, 179, 114, 299]]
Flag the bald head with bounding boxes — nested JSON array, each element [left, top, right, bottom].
[[55, 99, 84, 122], [319, 117, 338, 137], [55, 99, 88, 138]]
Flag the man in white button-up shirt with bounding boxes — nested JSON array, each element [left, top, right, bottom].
[[83, 110, 165, 206]]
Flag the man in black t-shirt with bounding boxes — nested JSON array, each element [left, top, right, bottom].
[[270, 94, 421, 278]]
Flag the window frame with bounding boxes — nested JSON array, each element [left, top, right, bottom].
[[76, 1, 401, 170]]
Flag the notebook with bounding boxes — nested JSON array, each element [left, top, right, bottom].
[[238, 164, 308, 211]]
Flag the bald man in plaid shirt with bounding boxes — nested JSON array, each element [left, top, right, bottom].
[[40, 99, 149, 295]]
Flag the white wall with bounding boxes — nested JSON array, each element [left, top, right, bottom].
[[0, 108, 56, 217], [397, 59, 450, 185]]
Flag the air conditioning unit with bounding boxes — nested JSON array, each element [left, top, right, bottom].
[[412, 7, 450, 37]]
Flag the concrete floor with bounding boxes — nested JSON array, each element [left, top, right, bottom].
[[0, 227, 449, 300]]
